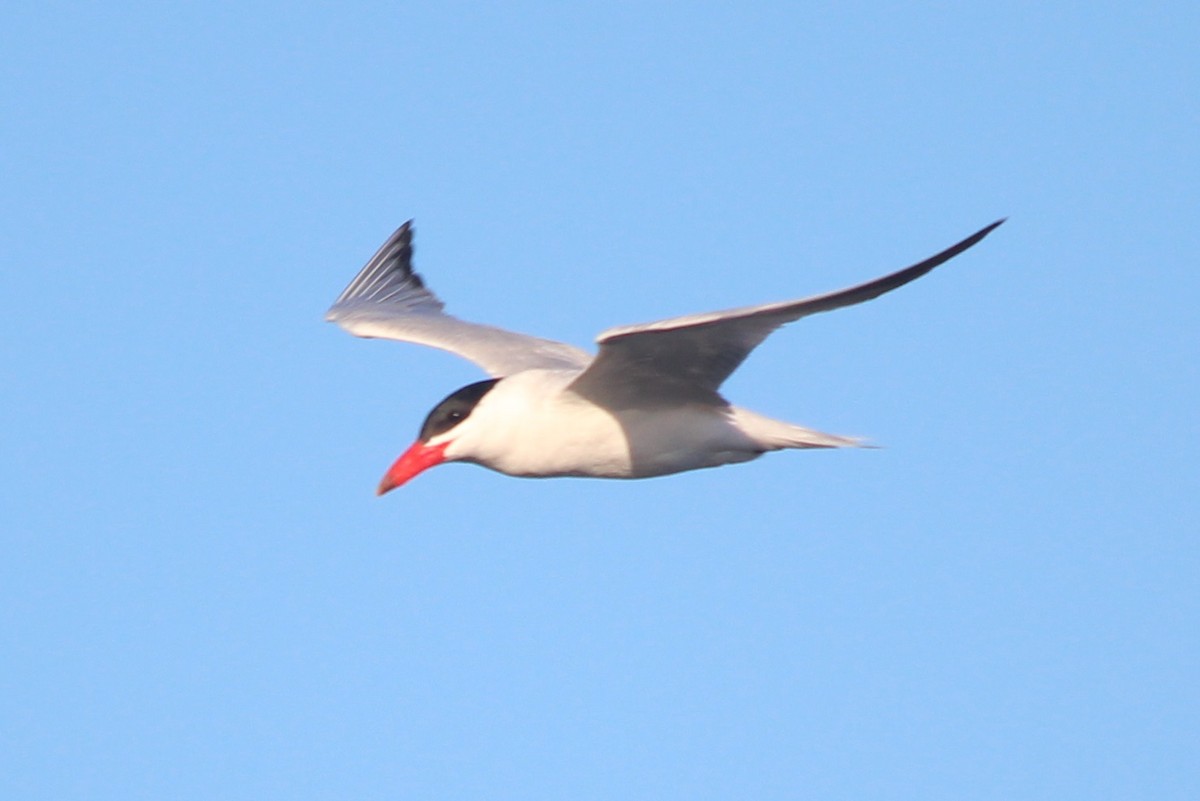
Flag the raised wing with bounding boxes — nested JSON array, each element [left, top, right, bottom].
[[326, 221, 591, 377], [569, 219, 1005, 408]]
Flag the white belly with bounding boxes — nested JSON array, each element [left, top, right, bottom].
[[463, 372, 762, 478]]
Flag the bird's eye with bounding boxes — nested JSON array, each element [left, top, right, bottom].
[[448, 410, 463, 420]]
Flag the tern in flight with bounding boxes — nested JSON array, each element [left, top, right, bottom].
[[326, 219, 1003, 493]]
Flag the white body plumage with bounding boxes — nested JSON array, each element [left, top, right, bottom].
[[325, 219, 1003, 492]]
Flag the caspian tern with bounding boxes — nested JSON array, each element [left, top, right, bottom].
[[327, 219, 1004, 494]]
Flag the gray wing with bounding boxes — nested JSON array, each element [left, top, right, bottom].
[[568, 219, 1005, 408], [325, 221, 591, 377]]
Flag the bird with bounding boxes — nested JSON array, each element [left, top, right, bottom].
[[326, 218, 1004, 494]]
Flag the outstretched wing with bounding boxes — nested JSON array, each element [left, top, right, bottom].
[[568, 219, 1005, 408], [326, 222, 591, 377]]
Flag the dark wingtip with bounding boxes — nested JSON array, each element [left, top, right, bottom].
[[932, 218, 1006, 266], [393, 220, 419, 286]]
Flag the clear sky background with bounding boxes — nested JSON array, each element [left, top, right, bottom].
[[2, 3, 1197, 799]]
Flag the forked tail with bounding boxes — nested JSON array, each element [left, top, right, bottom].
[[731, 407, 867, 450]]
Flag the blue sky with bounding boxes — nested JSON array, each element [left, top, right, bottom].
[[2, 2, 1197, 799]]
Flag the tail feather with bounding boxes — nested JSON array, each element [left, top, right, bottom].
[[731, 407, 867, 451]]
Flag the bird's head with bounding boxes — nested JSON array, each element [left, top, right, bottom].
[[376, 378, 501, 494]]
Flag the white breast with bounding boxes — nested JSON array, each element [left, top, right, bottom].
[[446, 370, 763, 479]]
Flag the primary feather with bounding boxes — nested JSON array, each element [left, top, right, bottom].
[[325, 222, 590, 377]]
